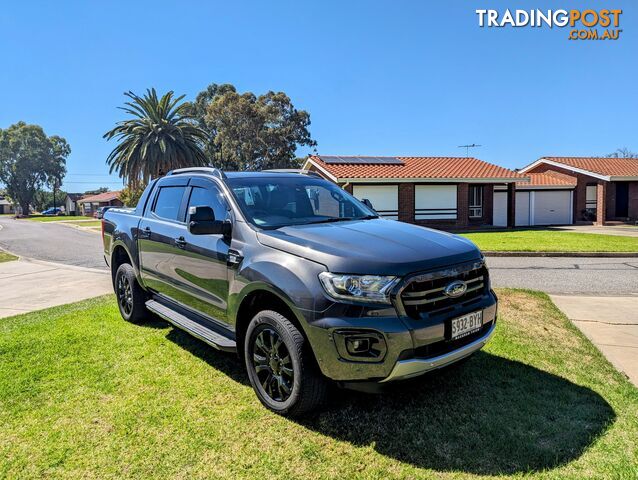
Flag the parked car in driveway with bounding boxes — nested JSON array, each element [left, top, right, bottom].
[[102, 168, 497, 416], [95, 206, 114, 219], [41, 207, 63, 216]]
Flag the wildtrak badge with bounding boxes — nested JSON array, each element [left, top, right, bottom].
[[476, 9, 623, 40]]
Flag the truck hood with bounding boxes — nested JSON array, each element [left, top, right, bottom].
[[256, 218, 482, 276]]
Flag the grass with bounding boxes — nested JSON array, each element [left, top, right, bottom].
[[0, 251, 17, 263], [0, 290, 636, 479], [24, 216, 82, 222], [461, 229, 638, 252]]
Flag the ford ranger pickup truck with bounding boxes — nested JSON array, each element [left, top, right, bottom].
[[102, 167, 497, 416]]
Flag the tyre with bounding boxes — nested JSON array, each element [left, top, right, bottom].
[[114, 263, 148, 323], [244, 310, 328, 417]]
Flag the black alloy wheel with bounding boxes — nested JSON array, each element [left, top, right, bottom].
[[117, 272, 133, 316], [252, 327, 295, 402]]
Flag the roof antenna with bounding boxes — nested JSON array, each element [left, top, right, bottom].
[[458, 143, 482, 158]]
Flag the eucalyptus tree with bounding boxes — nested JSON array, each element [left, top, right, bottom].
[[0, 122, 69, 215]]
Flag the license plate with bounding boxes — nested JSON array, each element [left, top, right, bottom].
[[451, 310, 483, 340]]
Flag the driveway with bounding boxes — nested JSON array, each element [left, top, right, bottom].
[[550, 295, 638, 385], [552, 224, 638, 238], [0, 216, 105, 269], [0, 257, 111, 318]]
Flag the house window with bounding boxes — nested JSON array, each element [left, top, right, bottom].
[[469, 185, 483, 218], [585, 184, 597, 211]]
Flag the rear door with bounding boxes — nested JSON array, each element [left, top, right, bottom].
[[170, 177, 232, 326], [138, 177, 189, 298]]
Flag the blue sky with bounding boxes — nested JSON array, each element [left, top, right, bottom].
[[1, 1, 636, 192]]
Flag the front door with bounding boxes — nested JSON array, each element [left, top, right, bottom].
[[172, 177, 232, 327], [615, 182, 629, 218]]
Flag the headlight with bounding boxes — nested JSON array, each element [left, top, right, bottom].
[[318, 272, 400, 304]]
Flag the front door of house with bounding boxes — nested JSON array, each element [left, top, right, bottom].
[[615, 182, 629, 218]]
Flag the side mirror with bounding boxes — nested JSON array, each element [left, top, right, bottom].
[[188, 206, 231, 236], [362, 198, 375, 211]]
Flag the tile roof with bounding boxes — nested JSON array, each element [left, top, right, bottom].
[[538, 157, 638, 178], [79, 191, 121, 203], [517, 171, 577, 188], [307, 155, 524, 181]]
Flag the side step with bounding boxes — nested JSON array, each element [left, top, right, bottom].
[[146, 300, 237, 353]]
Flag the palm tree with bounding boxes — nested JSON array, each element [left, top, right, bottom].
[[104, 88, 209, 187]]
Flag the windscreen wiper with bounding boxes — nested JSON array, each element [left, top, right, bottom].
[[306, 217, 356, 224]]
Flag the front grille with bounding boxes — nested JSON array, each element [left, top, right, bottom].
[[400, 261, 488, 319]]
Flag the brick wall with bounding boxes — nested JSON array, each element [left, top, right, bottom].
[[596, 182, 607, 226], [398, 183, 415, 223]]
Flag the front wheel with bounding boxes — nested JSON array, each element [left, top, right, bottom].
[[244, 310, 328, 417], [114, 263, 148, 323]]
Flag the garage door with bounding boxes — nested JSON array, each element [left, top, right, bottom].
[[352, 185, 398, 219], [493, 191, 507, 226], [492, 191, 534, 226], [516, 191, 531, 226], [415, 185, 457, 220], [533, 191, 572, 225]]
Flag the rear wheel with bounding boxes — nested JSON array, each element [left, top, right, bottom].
[[114, 263, 148, 323], [244, 310, 328, 416]]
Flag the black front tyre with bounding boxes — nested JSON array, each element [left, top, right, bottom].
[[244, 310, 328, 417], [114, 263, 148, 323]]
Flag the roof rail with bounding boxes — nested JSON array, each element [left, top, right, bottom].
[[167, 167, 226, 179], [262, 169, 323, 178]]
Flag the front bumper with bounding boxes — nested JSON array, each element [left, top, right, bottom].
[[379, 321, 496, 382], [305, 289, 498, 382]]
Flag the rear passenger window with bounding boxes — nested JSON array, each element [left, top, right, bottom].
[[187, 186, 227, 221], [153, 186, 186, 221]]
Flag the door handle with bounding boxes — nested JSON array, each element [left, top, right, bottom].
[[139, 227, 151, 239], [174, 236, 187, 249]]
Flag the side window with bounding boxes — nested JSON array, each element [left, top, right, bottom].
[[186, 186, 227, 222], [153, 186, 186, 221]]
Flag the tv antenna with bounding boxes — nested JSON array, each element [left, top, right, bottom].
[[458, 143, 482, 157]]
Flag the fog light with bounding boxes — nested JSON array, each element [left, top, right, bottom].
[[333, 330, 387, 362], [346, 337, 370, 355]]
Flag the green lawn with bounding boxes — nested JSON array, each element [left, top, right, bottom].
[[25, 216, 80, 222], [0, 291, 636, 479], [461, 230, 638, 252], [0, 251, 18, 263]]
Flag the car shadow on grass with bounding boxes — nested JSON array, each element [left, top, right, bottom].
[[165, 328, 615, 476]]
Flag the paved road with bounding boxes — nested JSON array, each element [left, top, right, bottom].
[[0, 217, 106, 269], [487, 256, 638, 295], [1, 217, 636, 294]]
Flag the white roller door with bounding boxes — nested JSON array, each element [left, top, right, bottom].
[[415, 185, 457, 220], [493, 191, 507, 227], [352, 185, 398, 219], [515, 191, 531, 226], [533, 191, 572, 225]]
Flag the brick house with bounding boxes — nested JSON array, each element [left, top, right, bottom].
[[520, 157, 638, 225], [302, 155, 526, 229], [77, 191, 123, 216]]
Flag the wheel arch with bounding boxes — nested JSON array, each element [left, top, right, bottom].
[[234, 284, 311, 356], [110, 241, 140, 285]]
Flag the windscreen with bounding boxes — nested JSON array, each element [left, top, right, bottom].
[[226, 176, 377, 228]]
